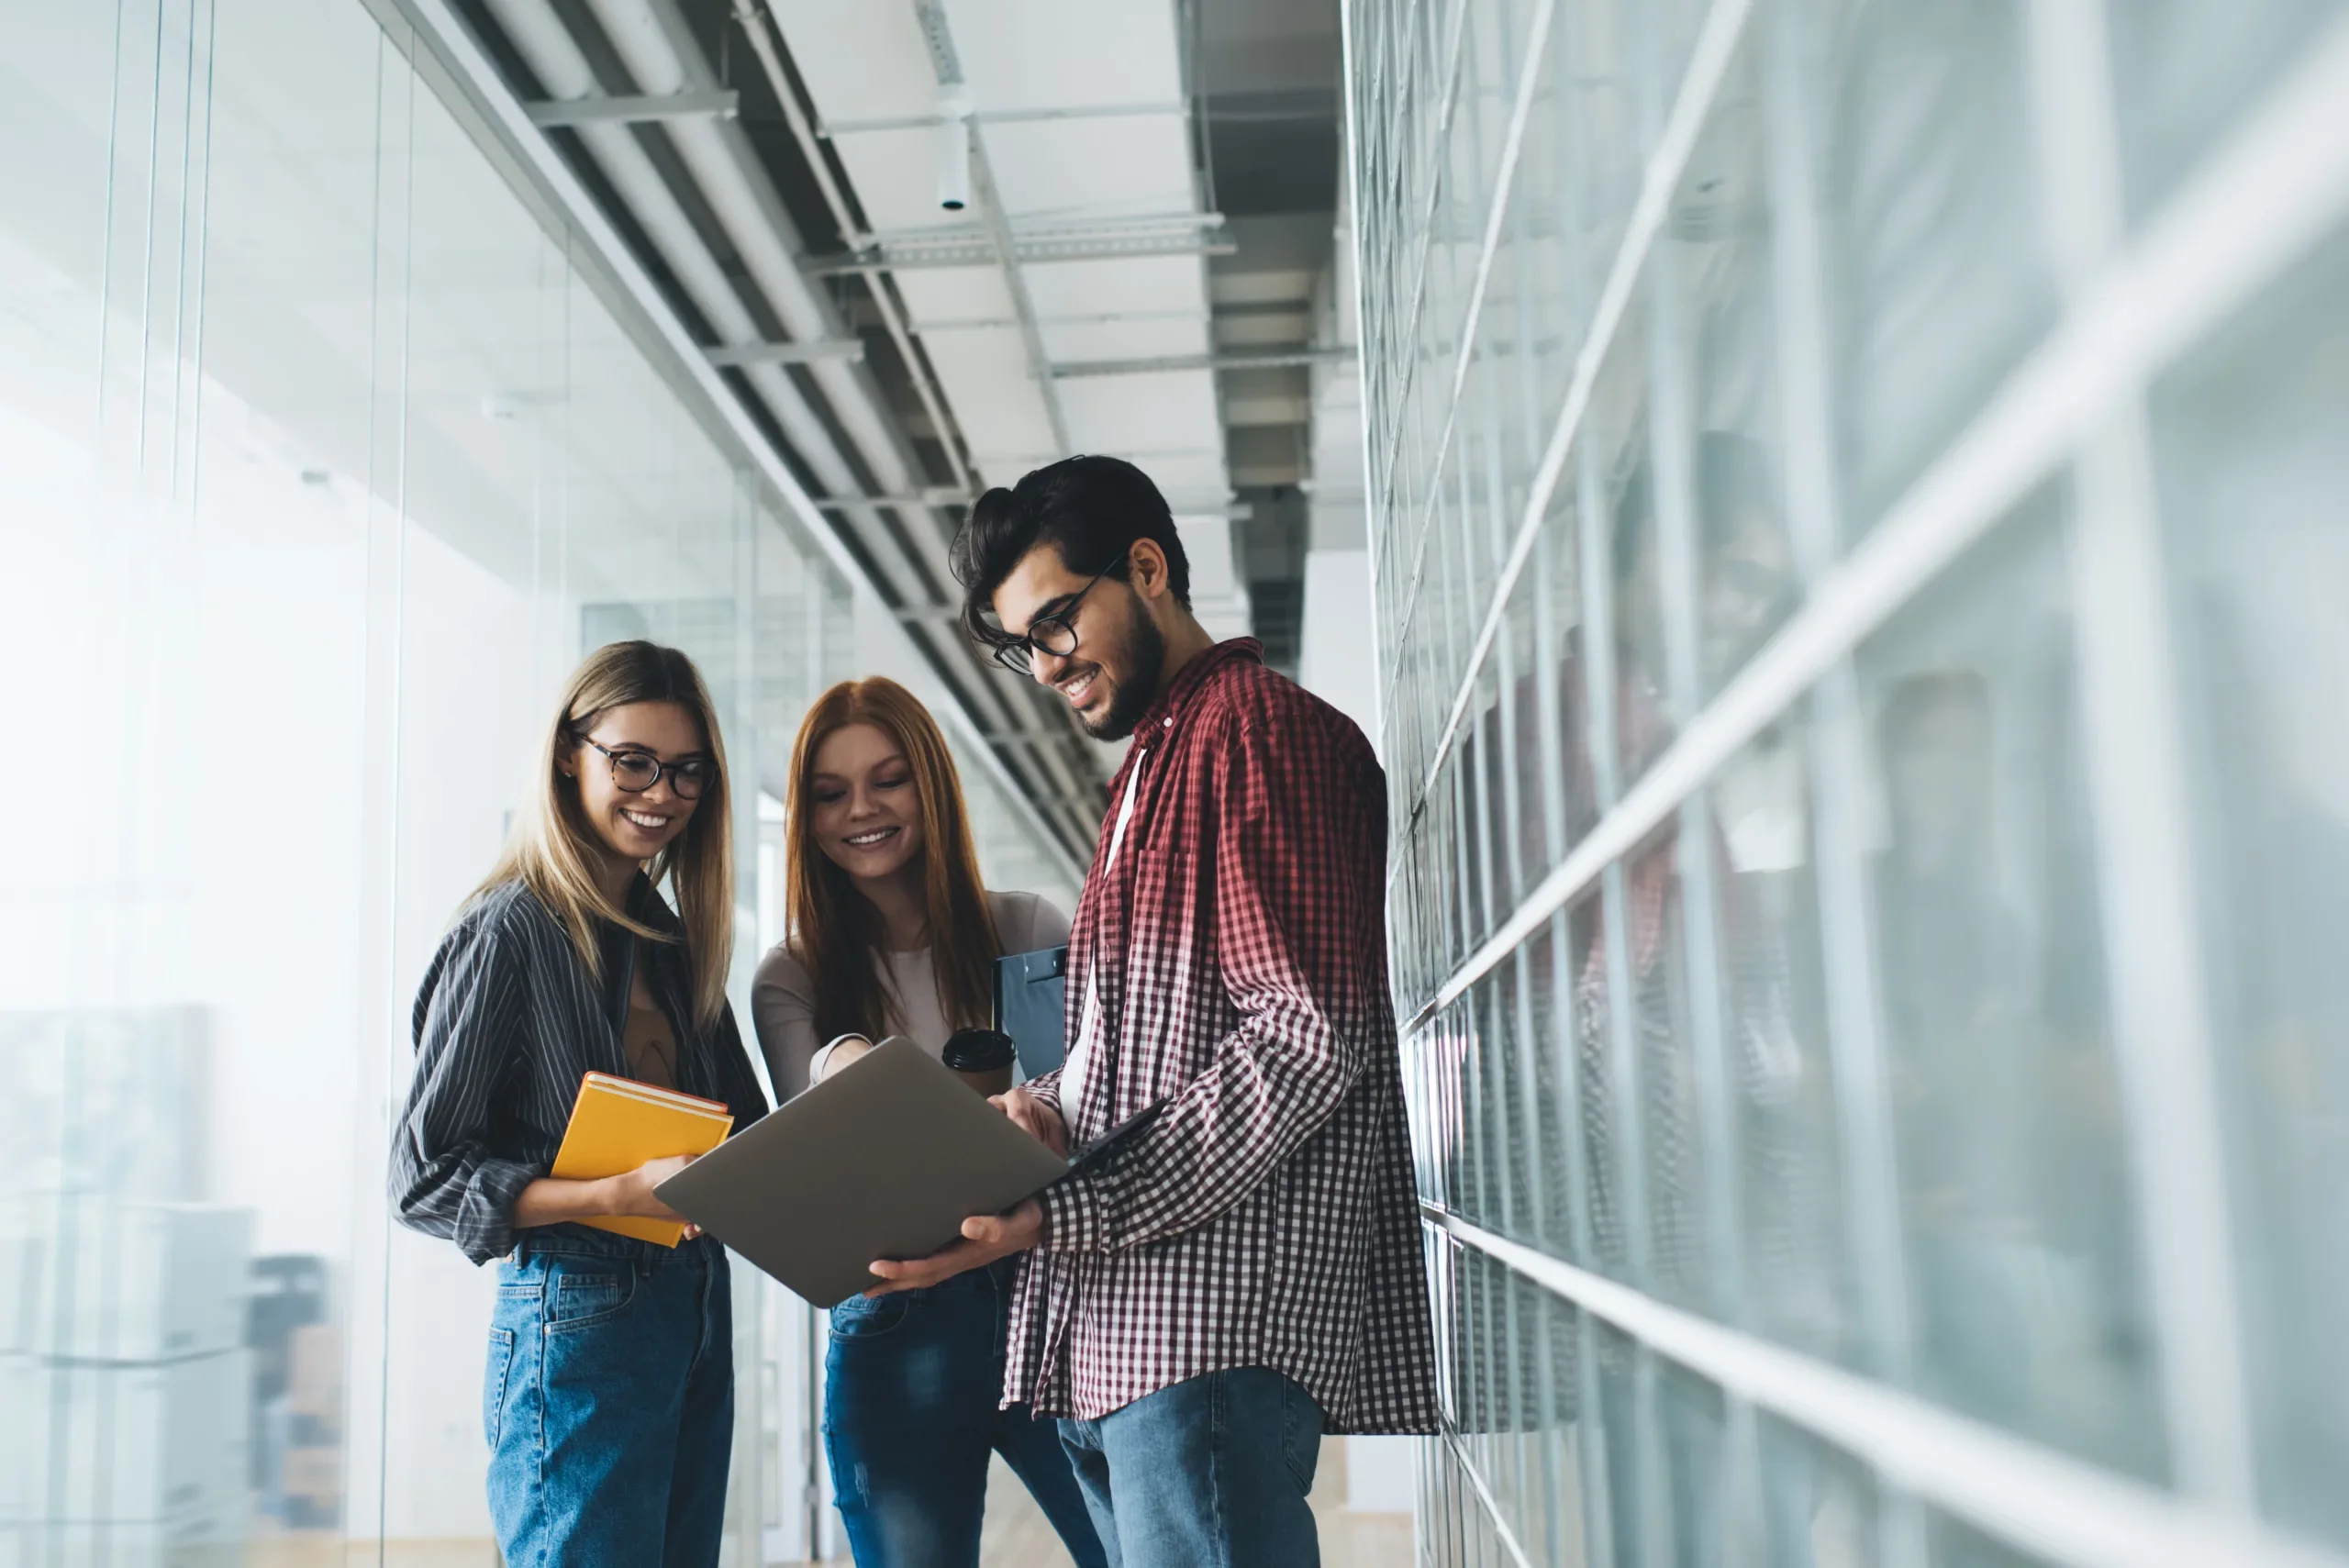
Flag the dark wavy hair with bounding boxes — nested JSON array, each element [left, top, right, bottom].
[[951, 454, 1193, 656]]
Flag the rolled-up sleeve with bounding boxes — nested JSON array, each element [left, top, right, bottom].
[[390, 919, 544, 1264]]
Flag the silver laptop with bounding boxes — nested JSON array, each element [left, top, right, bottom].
[[655, 1038, 1072, 1307]]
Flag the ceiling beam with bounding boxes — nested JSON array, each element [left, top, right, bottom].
[[807, 233, 1234, 272], [820, 101, 1190, 136], [703, 338, 865, 366], [810, 489, 973, 511], [1052, 346, 1354, 377], [525, 88, 738, 126]]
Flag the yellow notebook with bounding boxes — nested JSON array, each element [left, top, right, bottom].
[[550, 1073, 735, 1247]]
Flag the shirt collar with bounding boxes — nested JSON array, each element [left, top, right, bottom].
[[1133, 637, 1263, 740]]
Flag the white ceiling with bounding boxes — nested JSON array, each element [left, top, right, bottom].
[[769, 0, 1247, 635]]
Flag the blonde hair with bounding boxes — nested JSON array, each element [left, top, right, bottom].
[[475, 641, 734, 1029], [785, 678, 1000, 1042]]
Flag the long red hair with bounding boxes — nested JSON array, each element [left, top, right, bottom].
[[785, 678, 1001, 1042]]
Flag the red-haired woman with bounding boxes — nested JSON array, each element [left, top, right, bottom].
[[752, 677, 1104, 1568]]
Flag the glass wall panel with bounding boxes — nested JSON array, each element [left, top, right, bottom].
[[2150, 227, 2349, 1548], [2105, 0, 2340, 226], [1795, 0, 2055, 539], [1659, 39, 1801, 701], [0, 1, 1067, 1561], [1354, 0, 2349, 1558], [1755, 1415, 1877, 1568], [1709, 707, 1853, 1363], [1655, 1366, 1727, 1568], [1928, 1511, 2054, 1568], [1854, 495, 2165, 1479]]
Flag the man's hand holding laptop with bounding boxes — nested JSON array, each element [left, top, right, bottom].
[[861, 1082, 1062, 1296]]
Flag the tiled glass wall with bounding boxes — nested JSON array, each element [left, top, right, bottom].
[[1343, 0, 2349, 1562], [0, 0, 1068, 1562]]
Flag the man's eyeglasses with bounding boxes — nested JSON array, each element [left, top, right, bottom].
[[988, 564, 1117, 674], [577, 736, 713, 799]]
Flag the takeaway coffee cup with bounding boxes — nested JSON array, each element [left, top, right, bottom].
[[941, 1027, 1017, 1098]]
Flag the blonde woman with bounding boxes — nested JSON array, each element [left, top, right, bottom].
[[752, 677, 1104, 1568], [392, 641, 768, 1568]]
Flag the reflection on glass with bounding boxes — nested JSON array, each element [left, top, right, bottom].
[[1928, 1510, 2050, 1568], [1561, 0, 1646, 295], [1664, 38, 1802, 698], [1692, 434, 1800, 698], [1488, 960, 1537, 1241], [2150, 228, 2349, 1547], [1530, 913, 1583, 1263], [1657, 1365, 1727, 1568], [1857, 499, 2166, 1478], [1433, 1230, 1468, 1437], [1540, 1287, 1596, 1566], [1802, 0, 2056, 535], [1594, 1323, 1647, 1568], [1598, 295, 1675, 787], [1505, 8, 1577, 461], [1709, 709, 1854, 1362], [1610, 449, 1675, 776], [1497, 569, 1551, 906], [1627, 836, 1708, 1314], [1539, 505, 1596, 869], [1757, 1415, 1876, 1568], [2105, 0, 2339, 225], [1486, 1252, 1544, 1549], [1571, 884, 1631, 1279], [1354, 0, 2348, 1552]]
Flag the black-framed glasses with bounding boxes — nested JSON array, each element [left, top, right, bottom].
[[987, 564, 1117, 674], [577, 736, 713, 799]]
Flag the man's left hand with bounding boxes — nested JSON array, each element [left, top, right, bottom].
[[863, 1197, 1046, 1296]]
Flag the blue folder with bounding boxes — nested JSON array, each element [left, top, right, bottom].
[[993, 945, 1069, 1079]]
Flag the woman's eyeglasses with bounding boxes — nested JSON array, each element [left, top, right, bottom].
[[989, 564, 1116, 674], [578, 736, 712, 799]]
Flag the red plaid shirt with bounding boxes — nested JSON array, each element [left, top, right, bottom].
[[1007, 639, 1440, 1431]]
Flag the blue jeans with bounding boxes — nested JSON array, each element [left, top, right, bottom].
[[825, 1262, 1107, 1568], [1057, 1367, 1324, 1568], [485, 1230, 734, 1568]]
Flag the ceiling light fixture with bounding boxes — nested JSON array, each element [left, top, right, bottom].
[[936, 86, 973, 211]]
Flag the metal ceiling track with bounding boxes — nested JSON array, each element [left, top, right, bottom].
[[525, 88, 738, 125], [1052, 346, 1355, 378], [805, 229, 1236, 272], [375, 0, 1099, 873]]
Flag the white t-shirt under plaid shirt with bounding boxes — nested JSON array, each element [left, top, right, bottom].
[[1005, 639, 1439, 1433]]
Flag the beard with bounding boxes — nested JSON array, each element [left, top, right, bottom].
[[1078, 596, 1167, 742]]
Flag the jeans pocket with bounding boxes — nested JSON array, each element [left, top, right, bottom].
[[828, 1290, 912, 1340], [546, 1264, 638, 1333], [484, 1328, 518, 1448]]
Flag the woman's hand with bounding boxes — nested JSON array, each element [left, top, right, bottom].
[[990, 1085, 1069, 1157], [513, 1155, 702, 1237], [609, 1154, 697, 1223]]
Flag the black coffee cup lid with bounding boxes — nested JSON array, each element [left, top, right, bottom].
[[942, 1027, 1017, 1073]]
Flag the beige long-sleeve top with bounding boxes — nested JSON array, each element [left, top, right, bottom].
[[750, 889, 1070, 1099]]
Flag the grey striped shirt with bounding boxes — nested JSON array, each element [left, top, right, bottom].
[[390, 875, 769, 1265]]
